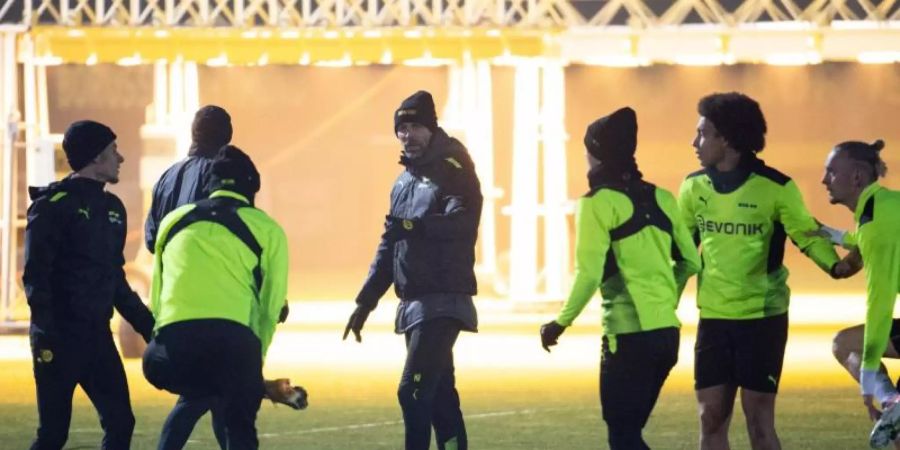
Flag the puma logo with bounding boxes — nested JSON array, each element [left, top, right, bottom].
[[76, 207, 90, 219]]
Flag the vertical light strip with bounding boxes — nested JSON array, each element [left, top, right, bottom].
[[153, 60, 168, 129], [507, 61, 539, 300], [0, 31, 17, 321], [475, 60, 497, 281], [179, 60, 200, 155], [540, 60, 568, 300]]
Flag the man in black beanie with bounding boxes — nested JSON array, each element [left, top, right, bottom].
[[23, 120, 156, 449], [143, 145, 292, 450], [345, 90, 482, 450], [539, 107, 700, 449]]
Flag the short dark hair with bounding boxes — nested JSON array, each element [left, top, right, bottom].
[[835, 139, 887, 179], [698, 92, 767, 155]]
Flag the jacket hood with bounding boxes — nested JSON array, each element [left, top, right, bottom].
[[28, 176, 104, 201]]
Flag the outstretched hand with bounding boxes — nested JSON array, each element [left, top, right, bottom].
[[343, 305, 371, 343], [540, 321, 567, 353]]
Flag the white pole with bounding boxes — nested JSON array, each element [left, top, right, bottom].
[[507, 61, 540, 300], [540, 60, 569, 300]]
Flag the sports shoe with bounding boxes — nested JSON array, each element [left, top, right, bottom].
[[870, 399, 900, 448]]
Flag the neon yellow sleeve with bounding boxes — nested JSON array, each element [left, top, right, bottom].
[[557, 197, 609, 327], [254, 219, 290, 360], [777, 180, 839, 273]]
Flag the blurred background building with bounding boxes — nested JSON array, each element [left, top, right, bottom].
[[0, 0, 898, 331]]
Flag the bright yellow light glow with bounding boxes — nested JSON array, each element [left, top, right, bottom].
[[25, 26, 548, 65], [764, 51, 822, 66], [858, 51, 900, 64], [206, 53, 229, 67], [673, 53, 734, 66], [116, 53, 143, 66], [578, 55, 649, 67]]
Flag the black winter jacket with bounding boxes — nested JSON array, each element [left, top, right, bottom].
[[144, 142, 219, 252], [23, 176, 155, 341], [356, 128, 483, 308]]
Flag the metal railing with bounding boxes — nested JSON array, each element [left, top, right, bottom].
[[1, 0, 896, 28]]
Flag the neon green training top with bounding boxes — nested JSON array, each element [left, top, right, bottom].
[[855, 184, 900, 392], [678, 162, 839, 320], [556, 182, 701, 336], [151, 190, 289, 358]]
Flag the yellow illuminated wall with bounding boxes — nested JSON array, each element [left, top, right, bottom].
[[43, 62, 899, 300]]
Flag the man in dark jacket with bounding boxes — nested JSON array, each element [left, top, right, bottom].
[[344, 90, 482, 450], [144, 105, 232, 252], [142, 105, 233, 450], [23, 120, 155, 450]]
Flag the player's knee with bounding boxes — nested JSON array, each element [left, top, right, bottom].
[[745, 415, 776, 442], [832, 328, 858, 360], [698, 404, 729, 434], [397, 383, 417, 410], [105, 410, 136, 437]]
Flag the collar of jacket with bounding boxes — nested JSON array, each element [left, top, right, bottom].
[[28, 175, 105, 201], [398, 127, 455, 169], [706, 153, 763, 193], [210, 189, 250, 204], [587, 163, 642, 190], [188, 141, 222, 158], [854, 182, 882, 224]]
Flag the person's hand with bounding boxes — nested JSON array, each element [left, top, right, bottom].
[[865, 395, 883, 421], [831, 248, 863, 279], [382, 216, 423, 242], [343, 305, 371, 343], [278, 302, 290, 324], [540, 321, 567, 353], [264, 378, 308, 410]]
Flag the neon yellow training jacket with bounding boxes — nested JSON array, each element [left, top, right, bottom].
[[151, 190, 289, 359], [855, 183, 900, 395], [557, 182, 700, 337], [678, 162, 839, 320]]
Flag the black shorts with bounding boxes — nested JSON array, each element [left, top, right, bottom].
[[694, 313, 788, 393]]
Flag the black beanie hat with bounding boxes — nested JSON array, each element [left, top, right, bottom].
[[62, 120, 117, 172], [394, 90, 438, 133], [207, 145, 260, 199], [192, 105, 233, 147], [584, 107, 638, 163]]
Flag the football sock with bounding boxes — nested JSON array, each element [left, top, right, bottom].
[[874, 372, 899, 406]]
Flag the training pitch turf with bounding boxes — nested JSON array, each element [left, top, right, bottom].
[[0, 320, 885, 449]]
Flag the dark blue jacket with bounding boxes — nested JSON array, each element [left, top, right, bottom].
[[23, 176, 154, 341], [144, 142, 219, 252], [356, 128, 483, 308]]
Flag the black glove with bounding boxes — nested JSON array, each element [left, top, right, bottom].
[[278, 302, 290, 324], [540, 320, 566, 353], [382, 215, 423, 242], [343, 305, 371, 343]]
